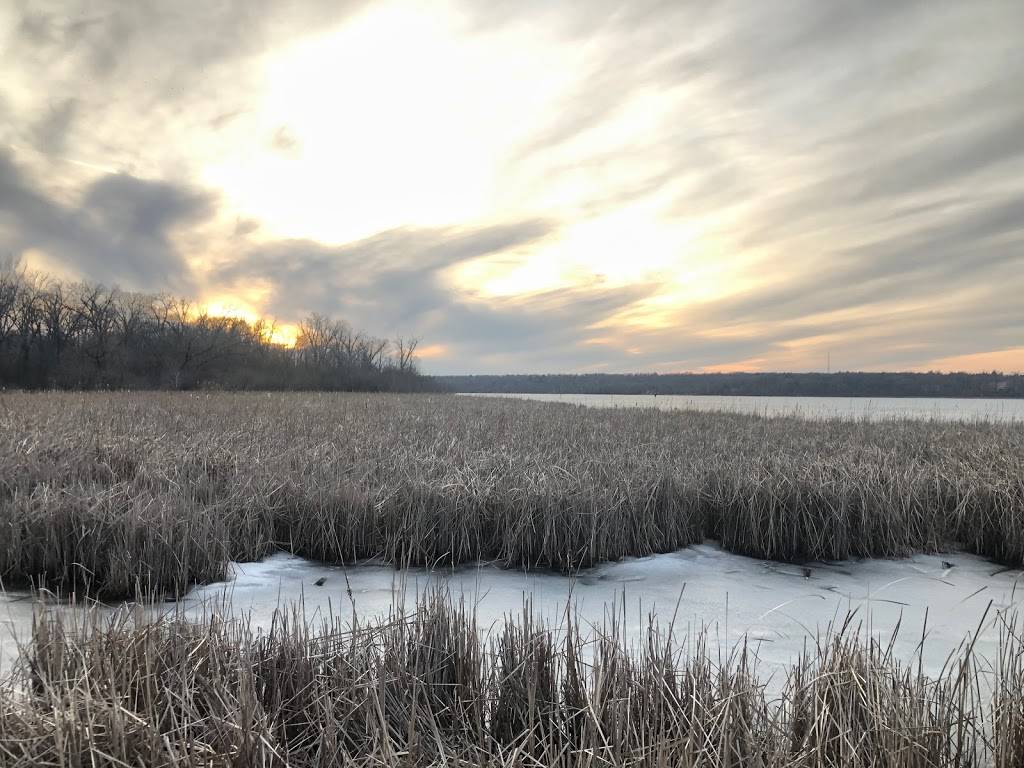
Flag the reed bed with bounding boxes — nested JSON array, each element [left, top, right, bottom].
[[0, 593, 1012, 766], [0, 391, 1022, 597]]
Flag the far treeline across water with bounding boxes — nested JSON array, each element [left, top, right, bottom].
[[437, 371, 1024, 399]]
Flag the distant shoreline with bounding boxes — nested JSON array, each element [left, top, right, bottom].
[[435, 371, 1024, 399]]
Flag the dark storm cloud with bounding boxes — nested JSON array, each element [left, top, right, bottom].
[[0, 149, 209, 292], [83, 173, 215, 242]]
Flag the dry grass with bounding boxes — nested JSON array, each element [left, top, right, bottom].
[[0, 391, 1022, 597], [0, 593, 1012, 767]]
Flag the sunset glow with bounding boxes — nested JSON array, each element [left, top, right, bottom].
[[2, 1, 1022, 373]]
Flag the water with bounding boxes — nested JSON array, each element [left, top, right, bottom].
[[462, 393, 1024, 422], [4, 546, 1020, 684]]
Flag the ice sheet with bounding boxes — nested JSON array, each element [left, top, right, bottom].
[[4, 544, 1022, 683]]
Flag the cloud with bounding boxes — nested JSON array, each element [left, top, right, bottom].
[[213, 219, 661, 372], [29, 98, 79, 155], [0, 149, 210, 292], [8, 1, 365, 83], [470, 0, 1024, 372], [270, 127, 300, 156], [214, 219, 554, 325], [4, 0, 367, 174], [692, 192, 1024, 335], [216, 220, 553, 311], [1, 0, 1022, 373]]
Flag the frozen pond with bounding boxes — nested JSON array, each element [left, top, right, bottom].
[[463, 393, 1024, 422], [4, 545, 1022, 684]]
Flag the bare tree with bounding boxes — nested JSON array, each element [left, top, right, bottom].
[[364, 337, 388, 371], [39, 281, 80, 381], [73, 284, 120, 381], [394, 337, 419, 371], [296, 313, 339, 367], [0, 262, 21, 344]]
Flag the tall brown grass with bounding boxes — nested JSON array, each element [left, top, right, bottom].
[[1, 391, 1022, 597], [0, 593, 1011, 766]]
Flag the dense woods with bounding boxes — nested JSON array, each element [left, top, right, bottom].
[[0, 264, 431, 391], [440, 371, 1024, 398]]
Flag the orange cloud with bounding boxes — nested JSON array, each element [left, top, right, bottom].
[[915, 347, 1024, 374], [700, 357, 772, 373], [415, 343, 449, 359]]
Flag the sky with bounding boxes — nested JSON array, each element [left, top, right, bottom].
[[1, 0, 1023, 375]]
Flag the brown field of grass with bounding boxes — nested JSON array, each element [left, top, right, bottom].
[[0, 391, 1022, 597], [3, 391, 1024, 766]]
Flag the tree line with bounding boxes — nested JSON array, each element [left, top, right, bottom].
[[0, 263, 432, 392], [437, 372, 1024, 399]]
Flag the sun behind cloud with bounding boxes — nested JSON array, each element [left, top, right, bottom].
[[201, 1, 577, 247]]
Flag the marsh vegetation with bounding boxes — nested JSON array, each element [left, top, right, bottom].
[[2, 391, 1024, 765], [1, 391, 1022, 598], [1, 593, 1021, 766]]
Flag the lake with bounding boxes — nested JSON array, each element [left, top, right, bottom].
[[462, 392, 1024, 421]]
